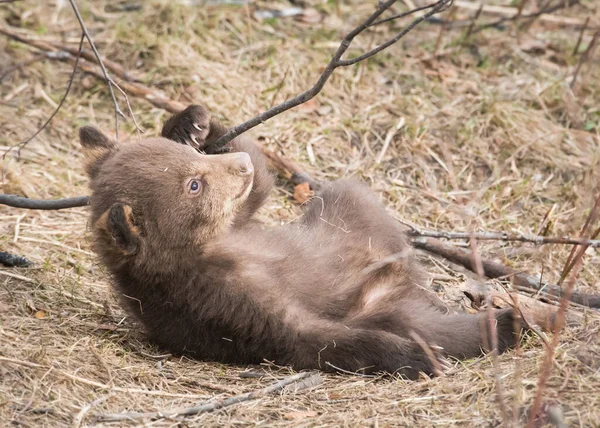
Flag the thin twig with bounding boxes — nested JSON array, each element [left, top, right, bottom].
[[324, 362, 377, 378], [572, 16, 590, 55], [570, 28, 599, 89], [407, 229, 600, 247], [1, 33, 84, 158], [209, 0, 452, 149], [369, 0, 447, 27], [68, 0, 125, 139], [472, 0, 582, 34], [463, 3, 483, 41], [558, 194, 600, 285], [97, 371, 320, 422]]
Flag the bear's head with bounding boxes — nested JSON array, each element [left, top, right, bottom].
[[79, 126, 254, 269]]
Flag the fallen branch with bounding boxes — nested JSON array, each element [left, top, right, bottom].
[[97, 371, 322, 422], [413, 236, 600, 308], [2, 33, 84, 158], [209, 0, 453, 149], [0, 194, 89, 210], [407, 229, 600, 248]]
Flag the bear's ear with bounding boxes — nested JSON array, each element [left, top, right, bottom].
[[96, 203, 140, 256], [79, 126, 117, 179]]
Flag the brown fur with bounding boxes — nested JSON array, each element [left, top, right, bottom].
[[79, 105, 524, 379]]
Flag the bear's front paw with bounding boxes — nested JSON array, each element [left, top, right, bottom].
[[161, 105, 211, 151]]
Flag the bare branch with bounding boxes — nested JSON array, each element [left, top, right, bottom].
[[1, 33, 85, 159], [407, 229, 600, 247], [209, 0, 452, 150], [572, 16, 591, 55], [473, 0, 581, 34], [412, 236, 600, 308], [0, 194, 89, 210], [97, 371, 321, 422], [68, 0, 126, 139], [369, 1, 445, 27], [571, 28, 599, 89]]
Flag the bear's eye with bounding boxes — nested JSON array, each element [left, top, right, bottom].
[[188, 179, 202, 195]]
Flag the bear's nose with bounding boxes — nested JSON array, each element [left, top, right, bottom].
[[235, 152, 254, 176]]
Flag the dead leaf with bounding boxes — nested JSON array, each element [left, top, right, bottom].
[[293, 182, 313, 204], [284, 411, 318, 420], [33, 310, 46, 319]]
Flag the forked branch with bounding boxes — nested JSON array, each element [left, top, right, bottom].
[[67, 0, 126, 139], [209, 0, 453, 149]]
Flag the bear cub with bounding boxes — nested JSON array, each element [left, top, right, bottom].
[[79, 105, 523, 379]]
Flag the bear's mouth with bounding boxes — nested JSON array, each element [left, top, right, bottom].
[[234, 176, 253, 200]]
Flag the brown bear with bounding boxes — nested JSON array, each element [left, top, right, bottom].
[[79, 105, 522, 379]]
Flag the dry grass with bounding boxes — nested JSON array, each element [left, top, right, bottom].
[[1, 0, 600, 426]]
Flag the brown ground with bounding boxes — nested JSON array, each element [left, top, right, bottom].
[[1, 1, 599, 426]]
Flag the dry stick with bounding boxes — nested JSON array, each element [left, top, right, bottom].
[[558, 194, 600, 285], [412, 237, 600, 308], [1, 33, 84, 159], [368, 0, 448, 26], [570, 28, 600, 89], [572, 16, 590, 55], [513, 0, 529, 41], [526, 194, 600, 427], [559, 226, 600, 288], [433, 5, 456, 56], [472, 0, 581, 34], [68, 0, 125, 139], [209, 0, 453, 149], [0, 194, 89, 210], [97, 371, 320, 422], [463, 3, 483, 41], [518, 0, 552, 34], [406, 229, 600, 247]]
